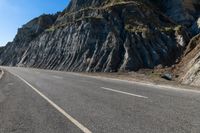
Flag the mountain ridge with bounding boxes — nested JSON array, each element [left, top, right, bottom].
[[0, 0, 200, 85]]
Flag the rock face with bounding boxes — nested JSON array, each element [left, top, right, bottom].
[[0, 0, 199, 73], [151, 0, 200, 24], [0, 14, 58, 66], [178, 34, 200, 86]]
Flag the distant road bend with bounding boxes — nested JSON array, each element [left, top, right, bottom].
[[0, 67, 200, 133]]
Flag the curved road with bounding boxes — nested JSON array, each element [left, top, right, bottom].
[[0, 67, 200, 133]]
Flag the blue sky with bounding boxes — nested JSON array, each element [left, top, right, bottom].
[[0, 0, 70, 46]]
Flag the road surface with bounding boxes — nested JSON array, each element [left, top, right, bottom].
[[0, 67, 200, 133]]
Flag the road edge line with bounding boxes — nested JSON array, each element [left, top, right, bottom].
[[9, 71, 92, 133]]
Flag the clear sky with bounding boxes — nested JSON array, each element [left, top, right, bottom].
[[0, 0, 70, 46]]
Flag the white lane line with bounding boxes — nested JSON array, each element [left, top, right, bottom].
[[101, 87, 148, 99], [9, 71, 92, 133], [52, 75, 63, 79]]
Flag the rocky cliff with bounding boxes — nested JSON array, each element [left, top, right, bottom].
[[150, 0, 200, 26], [0, 14, 58, 66], [177, 34, 200, 86], [0, 0, 199, 75]]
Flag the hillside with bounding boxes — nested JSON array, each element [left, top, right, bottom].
[[0, 0, 200, 85], [177, 34, 200, 86]]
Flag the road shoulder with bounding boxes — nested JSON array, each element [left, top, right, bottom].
[[76, 72, 200, 93]]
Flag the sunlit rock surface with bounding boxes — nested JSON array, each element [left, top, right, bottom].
[[0, 0, 199, 74]]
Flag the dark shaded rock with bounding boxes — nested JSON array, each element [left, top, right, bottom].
[[191, 18, 200, 35], [148, 0, 200, 35], [161, 72, 173, 80]]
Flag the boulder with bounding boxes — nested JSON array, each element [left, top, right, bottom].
[[161, 73, 173, 81]]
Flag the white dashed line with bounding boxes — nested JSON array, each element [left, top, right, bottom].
[[52, 75, 63, 79], [101, 87, 148, 99]]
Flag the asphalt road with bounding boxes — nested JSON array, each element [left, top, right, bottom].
[[0, 67, 200, 133]]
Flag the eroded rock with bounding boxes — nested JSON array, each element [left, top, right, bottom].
[[0, 0, 198, 74]]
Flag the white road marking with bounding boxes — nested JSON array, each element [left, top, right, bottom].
[[9, 71, 92, 133], [52, 75, 63, 79], [101, 87, 148, 99]]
